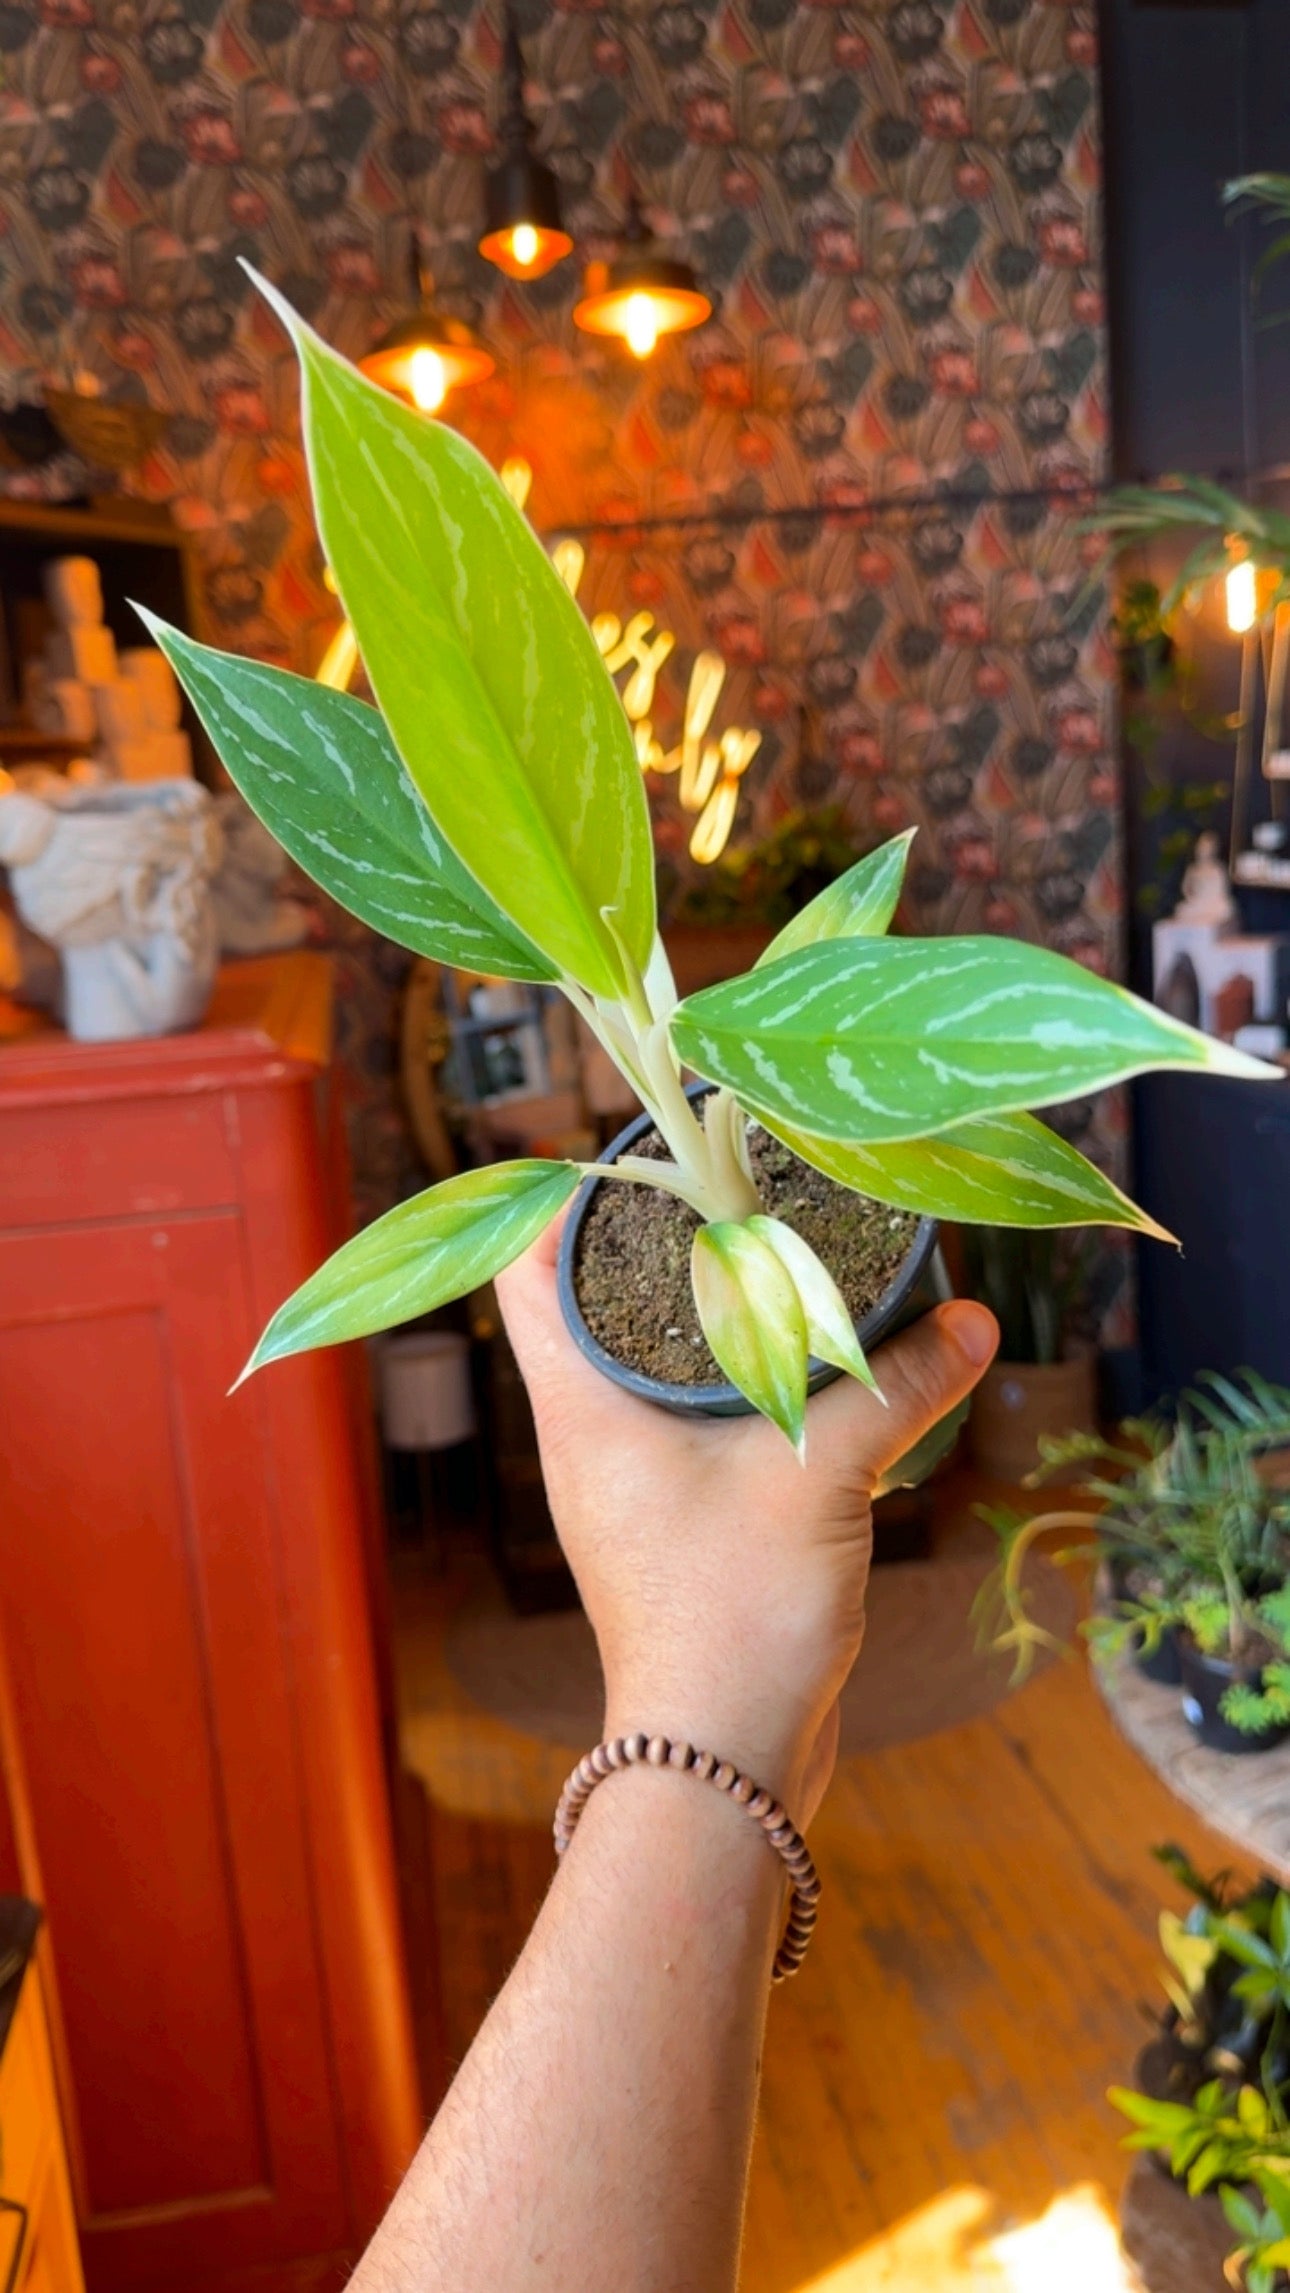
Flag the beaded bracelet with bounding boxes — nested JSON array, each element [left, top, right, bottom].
[[553, 1732, 821, 1983]]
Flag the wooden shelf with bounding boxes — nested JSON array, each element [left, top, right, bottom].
[[0, 728, 84, 758], [0, 497, 182, 549]]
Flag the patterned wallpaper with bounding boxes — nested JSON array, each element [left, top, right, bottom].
[[0, 0, 1125, 1333]]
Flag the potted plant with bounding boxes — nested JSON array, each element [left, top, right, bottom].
[[1173, 1582, 1290, 1755], [1114, 1848, 1290, 2292], [981, 1372, 1290, 1738], [137, 272, 1278, 1458], [960, 1227, 1098, 1481]]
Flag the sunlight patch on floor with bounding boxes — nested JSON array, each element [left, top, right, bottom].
[[794, 2184, 1141, 2291]]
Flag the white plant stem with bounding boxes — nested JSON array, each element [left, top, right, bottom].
[[560, 966, 760, 1227]]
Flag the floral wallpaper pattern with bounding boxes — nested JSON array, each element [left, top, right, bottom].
[[0, 0, 1126, 1336]]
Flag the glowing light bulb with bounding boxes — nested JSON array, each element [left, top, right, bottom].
[[551, 538, 585, 597], [499, 455, 533, 512], [409, 347, 447, 413], [510, 222, 540, 270], [1227, 557, 1258, 635], [623, 293, 659, 359], [314, 618, 359, 692], [690, 774, 740, 864]]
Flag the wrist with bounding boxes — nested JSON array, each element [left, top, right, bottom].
[[601, 1686, 816, 1825]]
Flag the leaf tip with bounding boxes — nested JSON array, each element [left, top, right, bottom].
[[1203, 1040, 1287, 1083], [240, 257, 296, 335]]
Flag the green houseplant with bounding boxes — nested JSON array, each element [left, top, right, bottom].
[[1113, 1850, 1290, 2292], [981, 1373, 1290, 1744], [143, 272, 1277, 1456]]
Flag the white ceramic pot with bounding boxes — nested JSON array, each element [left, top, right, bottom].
[[0, 778, 223, 1041], [119, 647, 183, 732], [42, 554, 103, 628], [93, 679, 148, 743], [378, 1332, 476, 1451]]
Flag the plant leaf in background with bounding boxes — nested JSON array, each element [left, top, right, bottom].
[[747, 1216, 882, 1395], [691, 1221, 809, 1453], [139, 614, 556, 982], [671, 936, 1278, 1145], [761, 1109, 1174, 1236], [251, 268, 655, 1001], [756, 828, 915, 966], [237, 1160, 579, 1380]]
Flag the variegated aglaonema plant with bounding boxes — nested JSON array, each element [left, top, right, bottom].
[[145, 272, 1278, 1456]]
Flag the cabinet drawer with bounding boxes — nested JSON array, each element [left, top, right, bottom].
[[0, 1094, 239, 1228], [0, 1984, 46, 2210]]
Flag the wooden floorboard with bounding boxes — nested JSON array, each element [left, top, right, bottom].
[[390, 1505, 1257, 2289]]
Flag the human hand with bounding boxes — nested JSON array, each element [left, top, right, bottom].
[[496, 1220, 998, 1826]]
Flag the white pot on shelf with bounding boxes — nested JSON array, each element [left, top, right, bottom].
[[0, 778, 223, 1041]]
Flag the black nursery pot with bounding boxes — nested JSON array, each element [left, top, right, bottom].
[[1107, 1559, 1183, 1686], [1178, 1637, 1290, 1756], [1136, 1628, 1183, 1688], [556, 1091, 953, 1486]]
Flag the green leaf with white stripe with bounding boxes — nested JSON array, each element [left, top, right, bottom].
[[672, 936, 1280, 1146], [761, 1110, 1175, 1237], [236, 1159, 578, 1381], [251, 268, 654, 1000], [138, 613, 555, 981], [746, 1216, 883, 1396], [757, 829, 915, 967], [691, 1221, 809, 1454]]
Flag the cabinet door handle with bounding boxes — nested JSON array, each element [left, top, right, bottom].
[[0, 2195, 26, 2293]]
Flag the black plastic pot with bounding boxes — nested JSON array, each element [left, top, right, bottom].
[[556, 1091, 959, 1490], [1106, 1558, 1184, 1686], [1136, 1626, 1183, 1687], [1178, 1636, 1290, 1756]]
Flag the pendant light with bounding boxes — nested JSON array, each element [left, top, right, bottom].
[[478, 8, 572, 281], [573, 194, 711, 361], [359, 229, 495, 415]]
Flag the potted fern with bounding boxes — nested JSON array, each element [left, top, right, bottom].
[[139, 273, 1279, 1460], [983, 1373, 1290, 1745]]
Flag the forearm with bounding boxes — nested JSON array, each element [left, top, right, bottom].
[[351, 1768, 782, 2293]]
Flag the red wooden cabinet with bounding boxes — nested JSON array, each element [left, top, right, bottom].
[[0, 957, 421, 2293]]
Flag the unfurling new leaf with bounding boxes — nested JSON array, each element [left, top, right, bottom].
[[746, 1216, 883, 1396], [691, 1222, 809, 1454], [756, 828, 914, 966]]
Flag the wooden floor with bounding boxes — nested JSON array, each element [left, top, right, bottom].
[[391, 1486, 1255, 2292]]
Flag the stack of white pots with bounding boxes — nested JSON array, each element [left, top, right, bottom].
[[24, 555, 193, 784]]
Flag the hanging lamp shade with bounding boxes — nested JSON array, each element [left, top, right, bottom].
[[573, 197, 710, 360], [479, 13, 572, 281], [359, 237, 495, 414]]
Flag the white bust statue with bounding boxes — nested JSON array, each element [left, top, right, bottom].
[[1174, 830, 1237, 929], [0, 779, 223, 1041]]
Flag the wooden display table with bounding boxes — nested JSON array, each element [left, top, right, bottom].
[[0, 958, 421, 2293], [1096, 1657, 1290, 1883]]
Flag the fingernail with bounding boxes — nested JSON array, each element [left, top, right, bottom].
[[940, 1300, 997, 1367]]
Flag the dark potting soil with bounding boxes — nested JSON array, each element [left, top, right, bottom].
[[573, 1115, 921, 1387]]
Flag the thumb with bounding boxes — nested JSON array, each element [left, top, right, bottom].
[[865, 1301, 998, 1483]]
